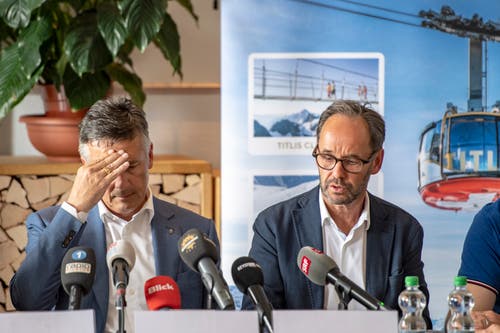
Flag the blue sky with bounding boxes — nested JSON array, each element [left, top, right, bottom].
[[222, 0, 500, 325]]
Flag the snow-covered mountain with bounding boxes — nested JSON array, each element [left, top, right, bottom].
[[253, 177, 318, 216], [254, 109, 319, 137]]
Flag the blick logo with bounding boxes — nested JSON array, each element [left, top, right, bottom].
[[148, 283, 175, 294]]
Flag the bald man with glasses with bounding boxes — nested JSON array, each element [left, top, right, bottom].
[[242, 100, 431, 328]]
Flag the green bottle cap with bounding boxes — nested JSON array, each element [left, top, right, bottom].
[[454, 276, 467, 286], [405, 276, 419, 287]]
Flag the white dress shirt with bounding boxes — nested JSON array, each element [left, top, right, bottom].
[[319, 189, 371, 310], [100, 191, 155, 333]]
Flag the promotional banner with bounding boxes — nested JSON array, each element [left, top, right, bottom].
[[221, 0, 500, 327]]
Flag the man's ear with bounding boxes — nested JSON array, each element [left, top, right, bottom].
[[148, 142, 153, 169], [370, 149, 384, 174]]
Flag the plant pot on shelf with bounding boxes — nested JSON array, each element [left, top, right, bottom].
[[19, 85, 86, 162]]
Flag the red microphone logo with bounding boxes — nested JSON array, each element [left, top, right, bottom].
[[147, 282, 175, 294], [300, 256, 311, 275]]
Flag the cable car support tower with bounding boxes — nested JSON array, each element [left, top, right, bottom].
[[417, 6, 500, 211]]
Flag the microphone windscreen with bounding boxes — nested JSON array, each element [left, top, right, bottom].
[[178, 228, 218, 272], [61, 247, 96, 295], [231, 256, 264, 294], [144, 276, 181, 310], [297, 246, 337, 286], [106, 239, 136, 270]]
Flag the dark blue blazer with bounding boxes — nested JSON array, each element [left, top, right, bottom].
[[10, 197, 219, 333], [243, 185, 432, 327]]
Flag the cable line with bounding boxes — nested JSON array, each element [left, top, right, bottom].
[[290, 0, 422, 28]]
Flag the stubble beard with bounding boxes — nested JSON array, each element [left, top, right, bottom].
[[320, 171, 371, 206]]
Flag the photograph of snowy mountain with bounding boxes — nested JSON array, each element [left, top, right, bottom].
[[253, 174, 318, 220], [254, 109, 319, 137]]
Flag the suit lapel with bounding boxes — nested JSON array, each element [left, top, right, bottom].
[[292, 186, 324, 308], [82, 207, 108, 328], [366, 194, 393, 300], [292, 188, 323, 250], [150, 197, 181, 278]]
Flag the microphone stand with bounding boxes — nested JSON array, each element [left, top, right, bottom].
[[334, 283, 352, 310], [256, 304, 274, 333], [68, 285, 82, 310], [115, 288, 127, 333], [203, 274, 214, 309], [206, 292, 213, 309]]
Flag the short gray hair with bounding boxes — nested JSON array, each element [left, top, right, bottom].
[[316, 100, 385, 152], [78, 96, 150, 159]]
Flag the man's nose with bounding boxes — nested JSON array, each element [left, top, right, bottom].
[[331, 160, 347, 178], [112, 173, 126, 187]]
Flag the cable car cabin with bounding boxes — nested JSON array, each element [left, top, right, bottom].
[[418, 111, 500, 211]]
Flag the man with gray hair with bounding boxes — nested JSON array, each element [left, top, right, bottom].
[[10, 96, 219, 333], [243, 100, 431, 327]]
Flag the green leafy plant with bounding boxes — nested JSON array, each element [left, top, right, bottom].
[[0, 0, 196, 118]]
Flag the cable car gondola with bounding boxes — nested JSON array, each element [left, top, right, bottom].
[[418, 110, 500, 211]]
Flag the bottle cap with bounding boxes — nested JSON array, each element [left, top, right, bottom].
[[405, 275, 419, 287], [454, 276, 467, 286]]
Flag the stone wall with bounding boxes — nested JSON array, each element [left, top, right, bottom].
[[0, 172, 203, 312]]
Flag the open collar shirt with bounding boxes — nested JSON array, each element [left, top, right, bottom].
[[319, 189, 371, 310], [100, 189, 155, 333]]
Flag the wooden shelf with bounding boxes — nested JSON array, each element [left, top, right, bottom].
[[30, 82, 221, 95], [0, 155, 211, 175], [143, 82, 220, 90]]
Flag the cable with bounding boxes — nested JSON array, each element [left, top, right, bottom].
[[289, 0, 422, 28], [330, 0, 419, 18], [300, 59, 379, 81]]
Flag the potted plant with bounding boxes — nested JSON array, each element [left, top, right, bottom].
[[0, 0, 196, 160]]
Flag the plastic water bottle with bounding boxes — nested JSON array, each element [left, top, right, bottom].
[[398, 276, 427, 333], [447, 276, 475, 332]]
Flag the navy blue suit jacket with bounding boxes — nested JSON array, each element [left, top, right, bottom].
[[10, 197, 218, 333], [243, 186, 431, 327]]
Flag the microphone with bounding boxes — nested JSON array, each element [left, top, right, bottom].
[[144, 276, 181, 310], [106, 240, 136, 293], [297, 246, 386, 311], [178, 228, 235, 310], [60, 246, 96, 310], [232, 257, 273, 333], [106, 240, 136, 333]]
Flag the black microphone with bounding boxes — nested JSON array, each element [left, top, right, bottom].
[[297, 246, 386, 311], [178, 228, 235, 310], [61, 246, 96, 310], [232, 257, 273, 333], [106, 240, 136, 293]]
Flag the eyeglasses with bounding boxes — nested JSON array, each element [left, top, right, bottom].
[[312, 146, 377, 174]]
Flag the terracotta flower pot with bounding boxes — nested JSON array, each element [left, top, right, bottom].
[[19, 85, 86, 162]]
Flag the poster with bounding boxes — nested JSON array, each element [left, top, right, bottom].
[[221, 1, 500, 327]]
